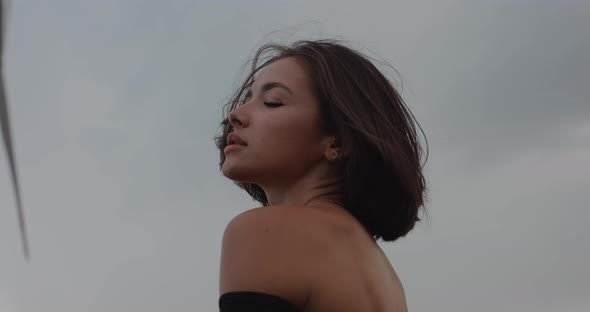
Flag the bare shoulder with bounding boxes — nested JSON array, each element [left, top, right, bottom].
[[224, 205, 304, 226], [219, 206, 325, 308]]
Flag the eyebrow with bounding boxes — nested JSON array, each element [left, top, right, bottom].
[[243, 81, 293, 100]]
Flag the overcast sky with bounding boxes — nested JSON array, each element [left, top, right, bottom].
[[1, 1, 589, 311]]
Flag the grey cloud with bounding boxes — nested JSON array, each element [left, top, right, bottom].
[[401, 2, 590, 172]]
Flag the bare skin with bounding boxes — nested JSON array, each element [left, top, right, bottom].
[[220, 56, 407, 311], [220, 203, 408, 312], [302, 203, 408, 312], [222, 56, 345, 207]]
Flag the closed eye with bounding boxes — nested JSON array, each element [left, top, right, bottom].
[[264, 102, 283, 108]]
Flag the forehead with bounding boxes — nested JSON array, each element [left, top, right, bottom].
[[253, 57, 312, 92]]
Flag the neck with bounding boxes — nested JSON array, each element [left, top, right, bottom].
[[259, 170, 344, 207]]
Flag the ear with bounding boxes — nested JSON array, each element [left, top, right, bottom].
[[323, 136, 346, 161]]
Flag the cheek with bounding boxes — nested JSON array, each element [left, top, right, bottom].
[[257, 116, 320, 158]]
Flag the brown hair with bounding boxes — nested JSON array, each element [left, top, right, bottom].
[[214, 39, 428, 242]]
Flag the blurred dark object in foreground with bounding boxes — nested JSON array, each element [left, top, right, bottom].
[[0, 0, 30, 259]]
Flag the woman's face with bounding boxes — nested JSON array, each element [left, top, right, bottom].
[[222, 57, 330, 186]]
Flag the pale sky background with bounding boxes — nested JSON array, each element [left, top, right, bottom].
[[1, 1, 589, 311]]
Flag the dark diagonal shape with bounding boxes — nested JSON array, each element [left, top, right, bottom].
[[0, 1, 29, 259]]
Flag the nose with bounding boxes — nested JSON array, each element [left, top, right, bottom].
[[228, 106, 245, 129]]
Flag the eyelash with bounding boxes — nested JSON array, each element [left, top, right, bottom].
[[237, 98, 283, 108], [264, 102, 283, 108]]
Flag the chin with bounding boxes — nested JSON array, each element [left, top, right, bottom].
[[222, 163, 254, 183]]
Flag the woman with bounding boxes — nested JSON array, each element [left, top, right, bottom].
[[215, 39, 427, 312]]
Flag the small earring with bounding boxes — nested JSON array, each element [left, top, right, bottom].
[[330, 150, 338, 159]]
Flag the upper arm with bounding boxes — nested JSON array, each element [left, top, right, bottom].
[[219, 207, 319, 307]]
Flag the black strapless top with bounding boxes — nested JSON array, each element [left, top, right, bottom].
[[219, 291, 296, 311]]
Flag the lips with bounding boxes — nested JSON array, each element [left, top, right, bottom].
[[226, 132, 247, 146]]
